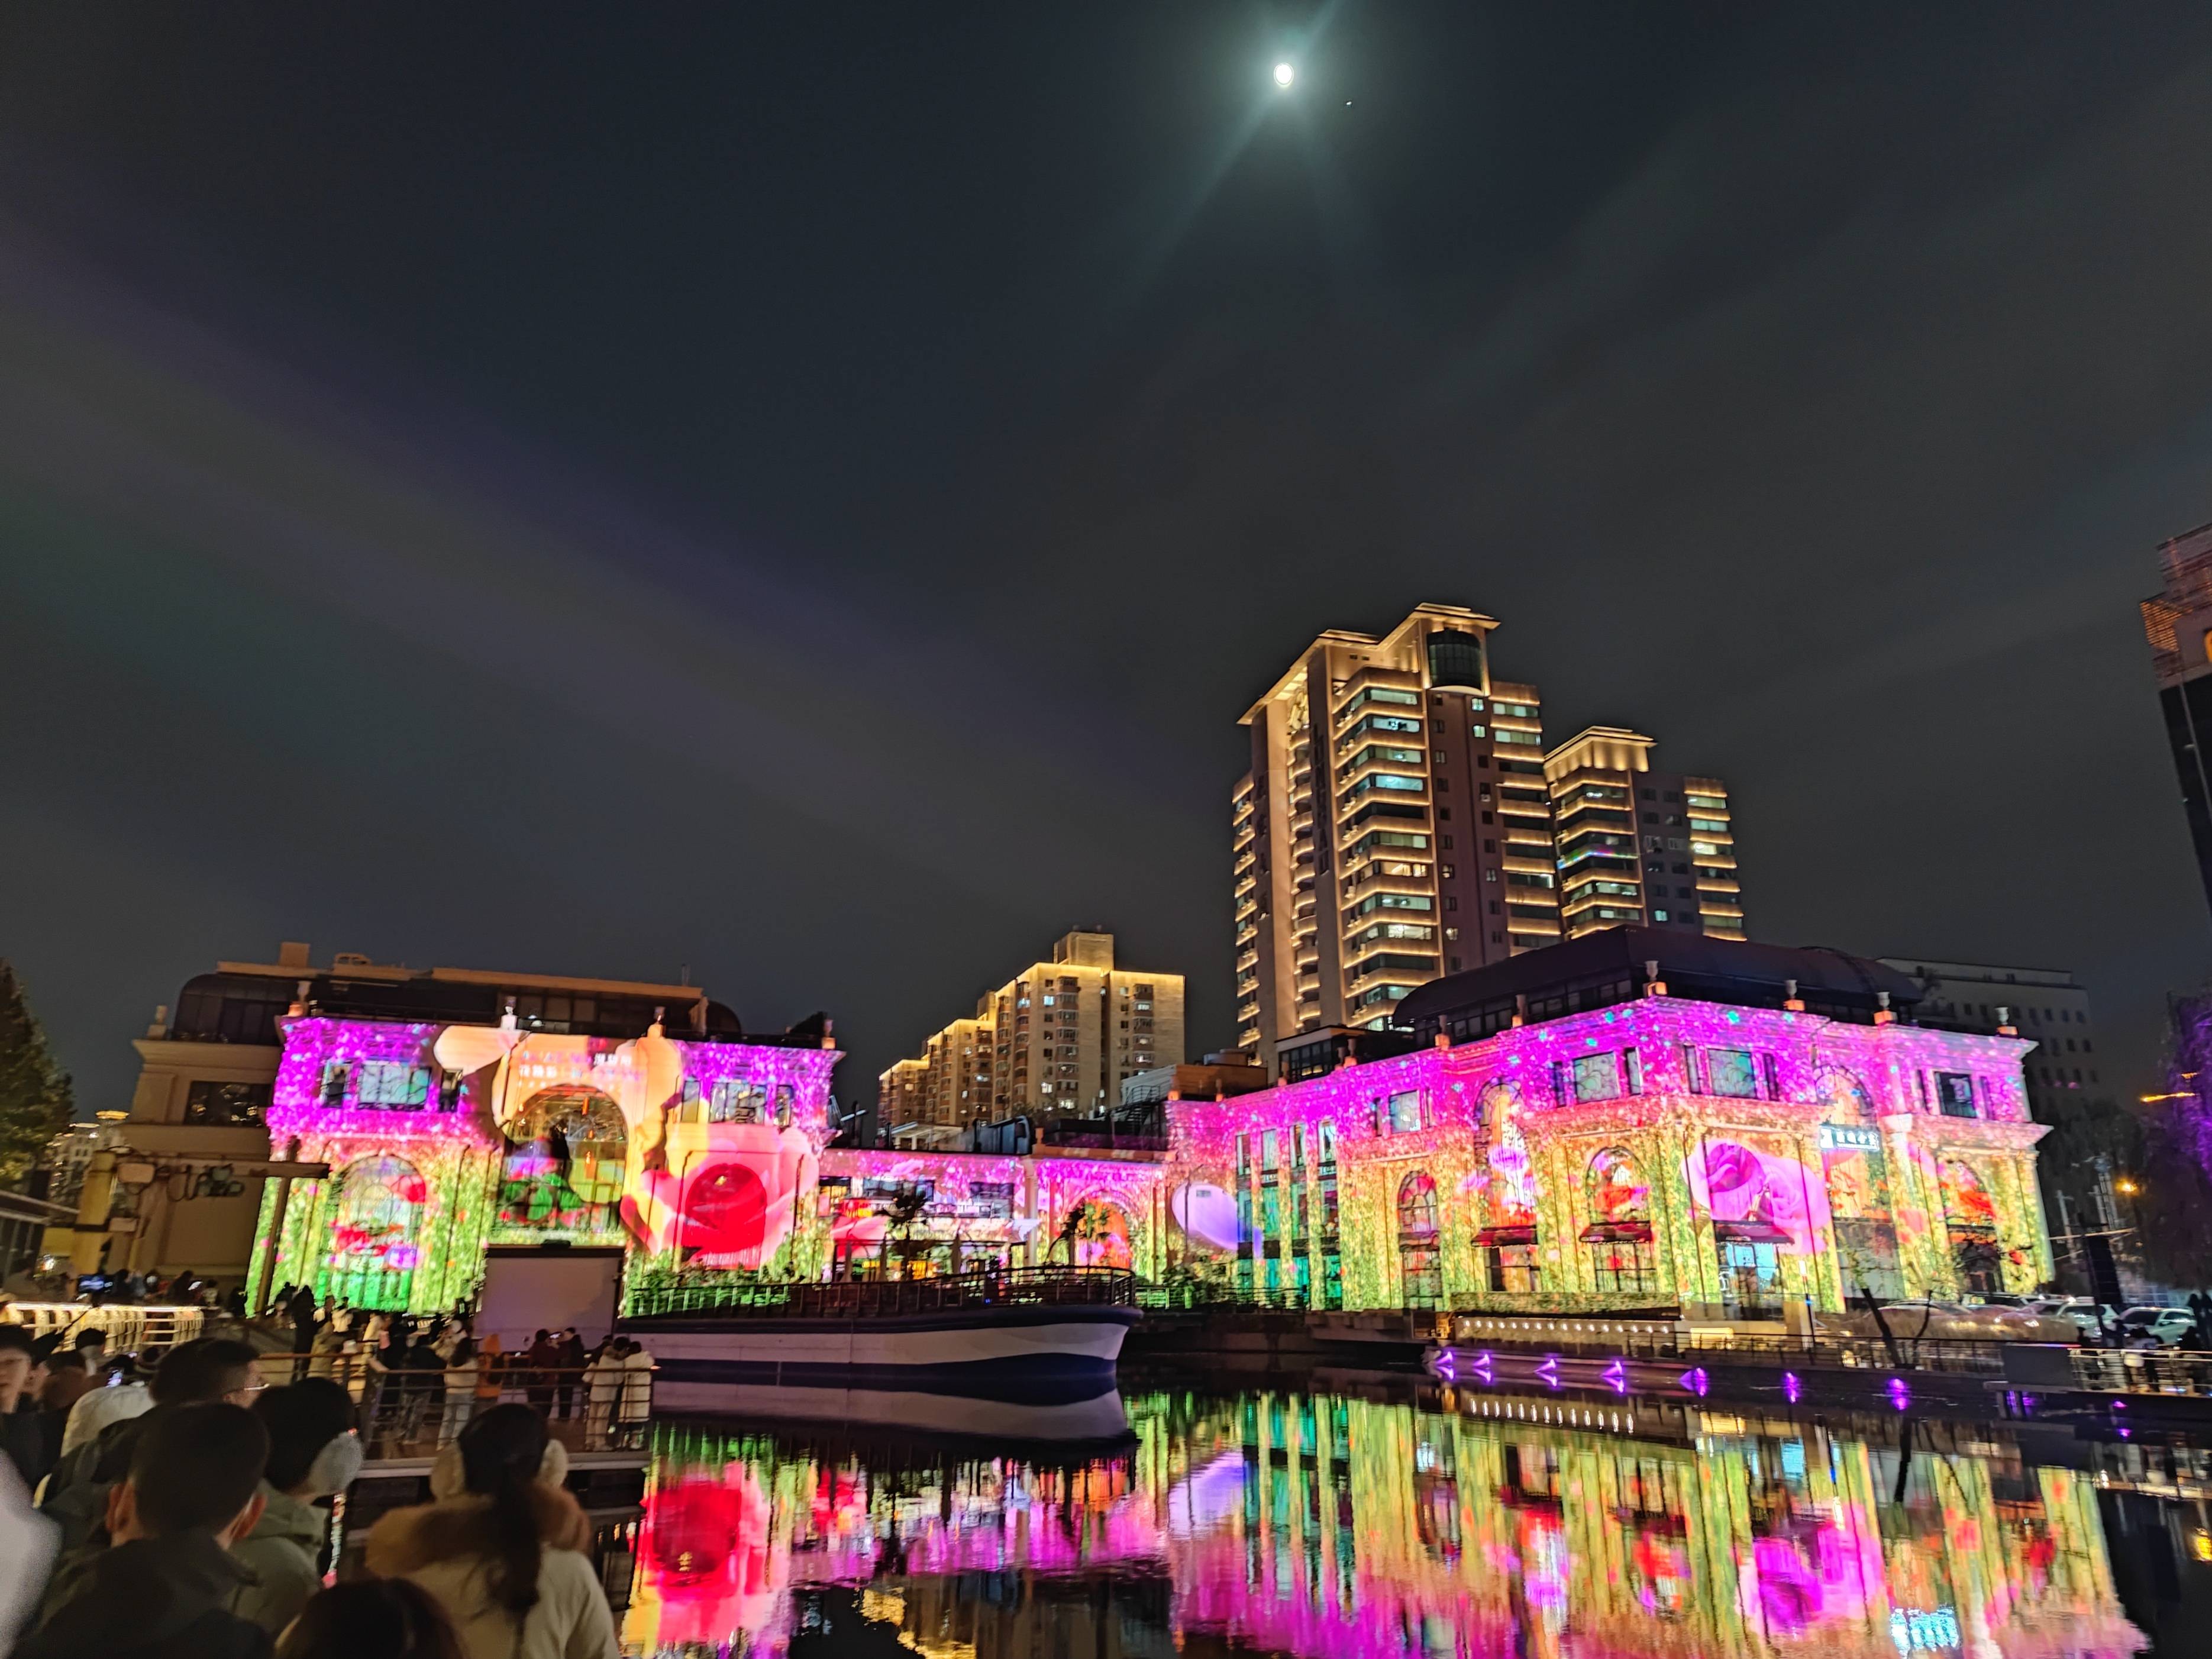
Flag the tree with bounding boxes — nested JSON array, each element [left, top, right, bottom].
[[884, 1186, 931, 1279], [1051, 1201, 1093, 1266], [0, 960, 74, 1185]]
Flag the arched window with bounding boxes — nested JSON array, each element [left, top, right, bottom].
[[1811, 1067, 1873, 1122], [498, 1086, 627, 1240], [320, 1154, 427, 1311], [1477, 1080, 1520, 1125], [1397, 1171, 1442, 1308]]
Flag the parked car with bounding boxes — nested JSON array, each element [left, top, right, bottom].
[[2053, 1301, 2118, 1341], [2117, 1306, 2198, 1348]]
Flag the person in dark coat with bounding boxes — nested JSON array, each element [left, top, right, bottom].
[[40, 1337, 263, 1556], [286, 1284, 321, 1355], [553, 1329, 586, 1419], [522, 1329, 559, 1416], [0, 1325, 53, 1490], [18, 1402, 274, 1659]]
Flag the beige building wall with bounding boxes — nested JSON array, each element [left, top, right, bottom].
[[114, 1031, 281, 1281]]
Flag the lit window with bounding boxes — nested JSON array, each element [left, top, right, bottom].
[[357, 1061, 431, 1109], [1703, 1049, 1759, 1099]]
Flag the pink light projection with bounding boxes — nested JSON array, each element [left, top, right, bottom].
[[269, 1018, 501, 1149], [638, 1465, 787, 1650], [629, 1122, 818, 1268], [1169, 1182, 1240, 1252], [1682, 1141, 1832, 1254]]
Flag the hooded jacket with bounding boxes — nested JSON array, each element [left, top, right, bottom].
[[17, 1529, 270, 1659], [228, 1482, 328, 1636], [39, 1403, 166, 1554], [364, 1471, 616, 1659]]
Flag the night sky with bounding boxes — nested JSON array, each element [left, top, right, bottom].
[[5, 7, 2212, 1119]]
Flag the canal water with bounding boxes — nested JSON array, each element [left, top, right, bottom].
[[615, 1384, 2211, 1658]]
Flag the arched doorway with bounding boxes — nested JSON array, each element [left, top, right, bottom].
[[1582, 1148, 1655, 1296], [1940, 1160, 2003, 1293], [320, 1154, 427, 1311], [498, 1085, 627, 1242], [1475, 1085, 1539, 1295], [1071, 1199, 1134, 1270], [1397, 1172, 1442, 1308]]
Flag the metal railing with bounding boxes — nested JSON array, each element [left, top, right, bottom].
[[1445, 1312, 2020, 1375], [624, 1265, 1137, 1321], [2065, 1345, 2212, 1397], [0, 1302, 208, 1351], [254, 1354, 654, 1458]]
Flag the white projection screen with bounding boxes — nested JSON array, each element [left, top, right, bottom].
[[475, 1245, 626, 1346]]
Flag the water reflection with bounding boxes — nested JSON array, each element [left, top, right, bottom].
[[621, 1389, 2176, 1659]]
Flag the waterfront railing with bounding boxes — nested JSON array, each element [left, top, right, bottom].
[[624, 1264, 1138, 1321], [254, 1353, 655, 1458]]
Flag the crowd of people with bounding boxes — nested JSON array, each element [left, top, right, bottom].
[[0, 1322, 637, 1659], [261, 1287, 655, 1452]]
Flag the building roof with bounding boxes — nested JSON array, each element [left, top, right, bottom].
[[1392, 926, 1922, 1038], [167, 960, 829, 1049]]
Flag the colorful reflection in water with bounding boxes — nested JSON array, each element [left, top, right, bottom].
[[620, 1390, 2161, 1659]]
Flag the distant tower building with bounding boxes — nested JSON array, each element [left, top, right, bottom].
[[2140, 519, 2212, 919], [876, 930, 1186, 1131], [1544, 728, 1745, 941], [1232, 605, 1562, 1063]]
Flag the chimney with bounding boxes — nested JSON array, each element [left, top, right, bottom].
[[1874, 990, 1894, 1027], [1783, 979, 1805, 1014], [277, 941, 311, 969], [146, 1005, 170, 1038]]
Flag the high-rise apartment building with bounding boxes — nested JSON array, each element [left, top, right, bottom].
[[2140, 519, 2212, 919], [1545, 727, 1745, 941], [877, 930, 1186, 1129], [1233, 605, 1561, 1060]]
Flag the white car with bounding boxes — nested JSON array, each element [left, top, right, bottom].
[[2117, 1306, 2198, 1348]]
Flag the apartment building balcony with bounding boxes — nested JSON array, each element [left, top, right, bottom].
[[1333, 663, 1421, 710], [1345, 947, 1439, 985], [1342, 862, 1433, 899]]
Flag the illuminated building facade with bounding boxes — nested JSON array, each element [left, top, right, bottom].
[[247, 980, 838, 1313], [1545, 727, 1745, 941], [1165, 932, 2053, 1315], [1233, 605, 1562, 1066], [2141, 517, 2212, 919], [876, 930, 1186, 1128], [814, 1146, 1167, 1279]]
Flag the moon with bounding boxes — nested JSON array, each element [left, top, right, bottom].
[[1273, 63, 1294, 89]]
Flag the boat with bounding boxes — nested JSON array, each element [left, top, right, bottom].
[[619, 1266, 1140, 1420]]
